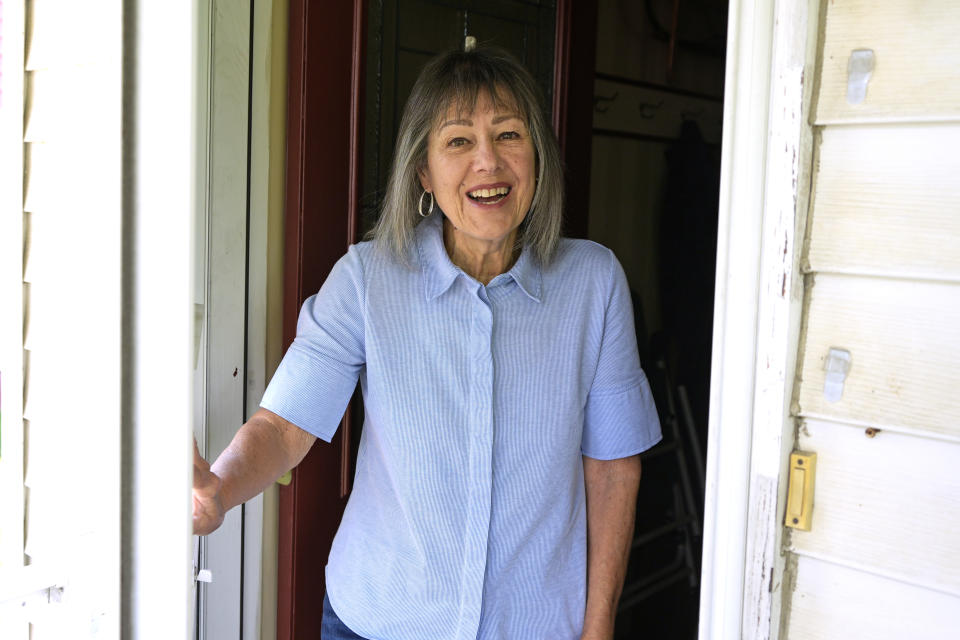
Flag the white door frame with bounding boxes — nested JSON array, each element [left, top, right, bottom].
[[124, 0, 196, 637], [697, 1, 821, 638]]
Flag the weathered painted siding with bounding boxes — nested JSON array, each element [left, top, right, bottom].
[[793, 419, 960, 594], [783, 1, 960, 636], [797, 274, 960, 438], [814, 1, 960, 124], [806, 125, 960, 280], [789, 555, 957, 639]]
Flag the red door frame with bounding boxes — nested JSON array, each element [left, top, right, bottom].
[[552, 0, 598, 239], [277, 1, 595, 636], [278, 1, 365, 638]]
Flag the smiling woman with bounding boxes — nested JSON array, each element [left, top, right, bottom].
[[371, 46, 564, 271], [194, 44, 662, 640]]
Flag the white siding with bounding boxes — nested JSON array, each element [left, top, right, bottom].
[[814, 1, 960, 124], [792, 419, 960, 595], [806, 125, 960, 281], [782, 0, 960, 636], [797, 274, 960, 439], [789, 556, 957, 640]]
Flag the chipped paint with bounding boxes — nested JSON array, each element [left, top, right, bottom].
[[743, 474, 781, 639], [738, 1, 823, 638]]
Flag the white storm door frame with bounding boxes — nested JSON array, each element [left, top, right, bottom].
[[697, 1, 821, 639], [194, 1, 264, 639]]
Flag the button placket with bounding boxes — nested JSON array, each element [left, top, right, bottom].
[[455, 287, 496, 640]]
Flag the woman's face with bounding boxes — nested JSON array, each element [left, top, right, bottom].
[[418, 92, 536, 252]]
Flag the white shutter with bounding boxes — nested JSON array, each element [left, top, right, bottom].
[[0, 1, 29, 638], [14, 0, 123, 636]]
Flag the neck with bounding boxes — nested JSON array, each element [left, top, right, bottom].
[[443, 219, 519, 285]]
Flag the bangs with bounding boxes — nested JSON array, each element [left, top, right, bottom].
[[423, 54, 530, 128]]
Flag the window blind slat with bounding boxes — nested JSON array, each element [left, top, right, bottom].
[[26, 0, 115, 71], [24, 70, 115, 144]]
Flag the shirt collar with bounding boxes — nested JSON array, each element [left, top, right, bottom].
[[504, 241, 542, 303], [414, 212, 542, 303], [416, 213, 460, 301]]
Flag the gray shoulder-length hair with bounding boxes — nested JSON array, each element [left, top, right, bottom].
[[369, 45, 564, 265]]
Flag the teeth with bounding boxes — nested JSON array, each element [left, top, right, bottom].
[[468, 186, 510, 198]]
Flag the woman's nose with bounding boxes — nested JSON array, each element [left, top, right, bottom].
[[472, 138, 500, 172]]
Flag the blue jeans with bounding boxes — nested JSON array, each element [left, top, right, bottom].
[[322, 593, 368, 640]]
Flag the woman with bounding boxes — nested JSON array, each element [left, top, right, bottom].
[[193, 45, 661, 640]]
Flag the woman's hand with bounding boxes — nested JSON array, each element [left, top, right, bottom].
[[191, 409, 315, 536], [193, 439, 225, 535]]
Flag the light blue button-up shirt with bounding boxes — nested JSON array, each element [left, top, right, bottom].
[[261, 212, 661, 640]]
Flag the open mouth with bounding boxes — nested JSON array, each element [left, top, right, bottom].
[[466, 186, 510, 204]]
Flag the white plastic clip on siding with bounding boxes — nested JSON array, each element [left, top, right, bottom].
[[846, 49, 875, 105], [823, 347, 852, 402]]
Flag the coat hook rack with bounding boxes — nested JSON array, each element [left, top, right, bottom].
[[638, 100, 664, 119], [594, 91, 619, 113]]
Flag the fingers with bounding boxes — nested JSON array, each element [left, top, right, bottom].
[[192, 439, 224, 535], [192, 439, 220, 496], [193, 485, 224, 535], [194, 438, 209, 471]]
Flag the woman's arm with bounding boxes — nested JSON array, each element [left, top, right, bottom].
[[193, 408, 316, 535], [581, 454, 643, 640]]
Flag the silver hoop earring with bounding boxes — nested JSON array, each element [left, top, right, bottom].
[[418, 190, 434, 217]]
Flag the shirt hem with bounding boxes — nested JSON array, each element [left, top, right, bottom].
[[581, 432, 664, 460]]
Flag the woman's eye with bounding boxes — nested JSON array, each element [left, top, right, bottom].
[[448, 137, 468, 148], [498, 131, 520, 140]]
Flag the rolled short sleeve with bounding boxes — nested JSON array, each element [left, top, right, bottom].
[[260, 246, 366, 442], [581, 252, 662, 459]]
